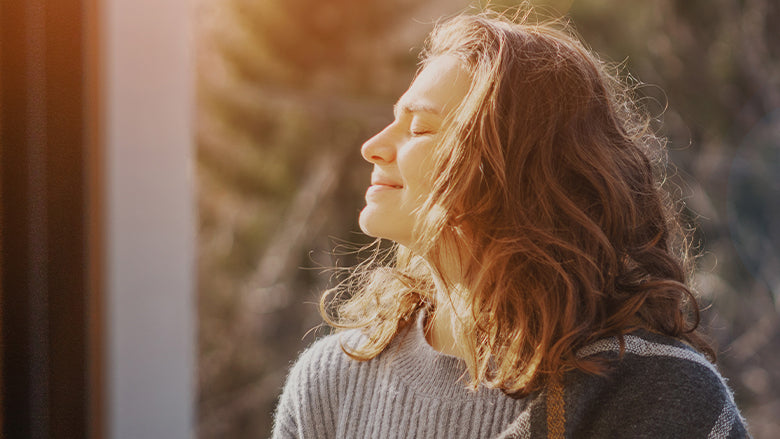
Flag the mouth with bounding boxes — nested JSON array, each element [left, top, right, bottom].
[[370, 182, 403, 189], [370, 175, 403, 189], [366, 179, 403, 198]]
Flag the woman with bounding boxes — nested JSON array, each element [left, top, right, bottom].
[[272, 11, 749, 438]]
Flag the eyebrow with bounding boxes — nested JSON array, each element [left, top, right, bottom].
[[393, 101, 443, 118]]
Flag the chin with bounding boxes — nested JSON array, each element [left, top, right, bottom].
[[358, 207, 378, 236], [358, 206, 412, 245], [358, 207, 385, 238]]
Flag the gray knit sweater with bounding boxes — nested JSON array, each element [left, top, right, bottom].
[[272, 313, 749, 438]]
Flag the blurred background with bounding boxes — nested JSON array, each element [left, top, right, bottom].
[[194, 0, 780, 437]]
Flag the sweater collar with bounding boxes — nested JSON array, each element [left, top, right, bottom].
[[382, 310, 507, 400]]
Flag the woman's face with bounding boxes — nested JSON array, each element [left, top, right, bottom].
[[359, 55, 472, 247]]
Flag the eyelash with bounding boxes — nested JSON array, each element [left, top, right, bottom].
[[403, 115, 436, 136]]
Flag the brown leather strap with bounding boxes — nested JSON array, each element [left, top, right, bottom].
[[546, 381, 566, 439]]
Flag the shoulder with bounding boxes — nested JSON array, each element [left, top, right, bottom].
[[271, 329, 365, 439], [561, 330, 750, 438], [280, 328, 367, 395], [289, 329, 362, 378]]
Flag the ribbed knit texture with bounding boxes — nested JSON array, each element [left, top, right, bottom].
[[272, 313, 750, 438]]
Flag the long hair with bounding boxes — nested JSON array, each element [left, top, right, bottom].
[[321, 11, 713, 397]]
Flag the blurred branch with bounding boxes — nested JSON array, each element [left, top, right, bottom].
[[729, 309, 779, 365], [239, 150, 346, 319]]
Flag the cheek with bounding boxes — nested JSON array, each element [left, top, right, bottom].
[[398, 141, 437, 197]]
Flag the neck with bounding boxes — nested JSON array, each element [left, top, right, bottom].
[[425, 296, 463, 358], [423, 249, 469, 360]]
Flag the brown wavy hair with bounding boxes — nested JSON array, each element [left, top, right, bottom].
[[321, 10, 713, 397]]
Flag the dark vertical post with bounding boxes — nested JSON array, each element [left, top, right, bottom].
[[84, 0, 106, 436], [0, 0, 98, 436], [1, 2, 40, 436], [44, 0, 88, 437]]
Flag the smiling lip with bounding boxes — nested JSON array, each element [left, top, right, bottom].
[[366, 181, 402, 198], [366, 184, 402, 195], [370, 178, 403, 189], [370, 182, 403, 189]]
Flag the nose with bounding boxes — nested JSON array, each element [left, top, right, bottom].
[[361, 124, 396, 164]]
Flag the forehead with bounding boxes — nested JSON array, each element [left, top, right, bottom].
[[395, 55, 472, 118]]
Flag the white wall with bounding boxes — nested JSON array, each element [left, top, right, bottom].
[[104, 0, 194, 436]]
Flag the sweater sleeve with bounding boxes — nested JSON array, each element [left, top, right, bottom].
[[271, 333, 352, 439]]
